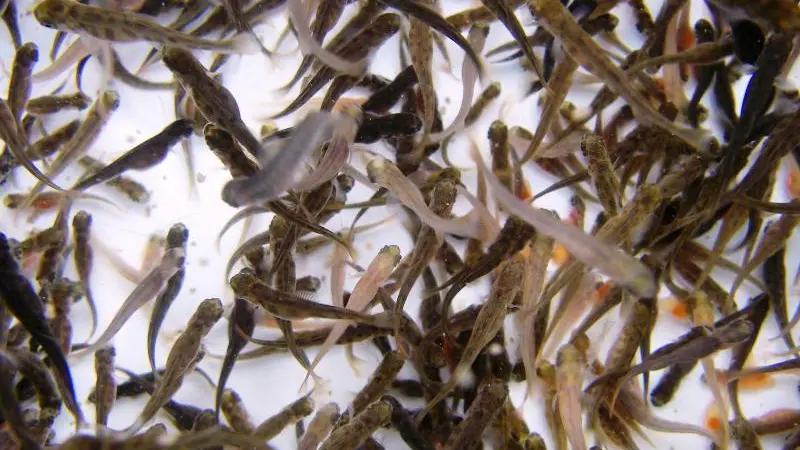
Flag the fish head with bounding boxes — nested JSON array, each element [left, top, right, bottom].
[[366, 157, 390, 184], [195, 298, 224, 324], [34, 0, 69, 29], [220, 179, 248, 208]]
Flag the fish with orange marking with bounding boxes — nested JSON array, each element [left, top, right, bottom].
[[704, 403, 723, 433], [786, 154, 800, 199], [663, 297, 690, 321], [676, 1, 694, 81]]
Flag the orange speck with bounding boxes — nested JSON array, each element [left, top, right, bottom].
[[551, 243, 570, 266], [704, 404, 723, 432], [594, 282, 612, 303], [517, 179, 533, 201], [665, 297, 689, 320], [566, 208, 581, 226], [32, 197, 58, 211], [442, 335, 456, 370], [738, 372, 775, 391], [652, 78, 665, 91], [787, 170, 800, 200], [678, 24, 695, 51]]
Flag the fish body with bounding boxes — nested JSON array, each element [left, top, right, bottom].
[[35, 0, 257, 52]]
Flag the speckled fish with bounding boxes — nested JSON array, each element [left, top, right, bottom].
[[581, 133, 620, 216], [220, 389, 255, 433], [394, 179, 456, 346], [299, 402, 340, 450], [319, 400, 392, 450], [253, 395, 315, 441], [349, 351, 405, 416], [125, 298, 223, 435], [8, 42, 37, 122], [230, 271, 389, 325], [407, 2, 436, 156], [77, 155, 151, 204], [26, 92, 91, 116], [436, 215, 535, 340], [93, 346, 115, 427], [34, 0, 258, 53], [162, 46, 262, 158], [443, 378, 508, 450]]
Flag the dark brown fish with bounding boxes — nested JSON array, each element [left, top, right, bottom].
[[162, 47, 262, 158], [93, 346, 116, 427], [8, 42, 38, 122], [215, 297, 255, 420], [0, 233, 81, 426], [72, 119, 194, 192]]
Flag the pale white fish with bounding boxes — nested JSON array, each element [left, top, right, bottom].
[[367, 157, 492, 242], [300, 245, 401, 391], [291, 108, 361, 192], [663, 4, 689, 112], [33, 38, 90, 82], [455, 184, 501, 241], [427, 22, 488, 143], [287, 0, 365, 77]]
